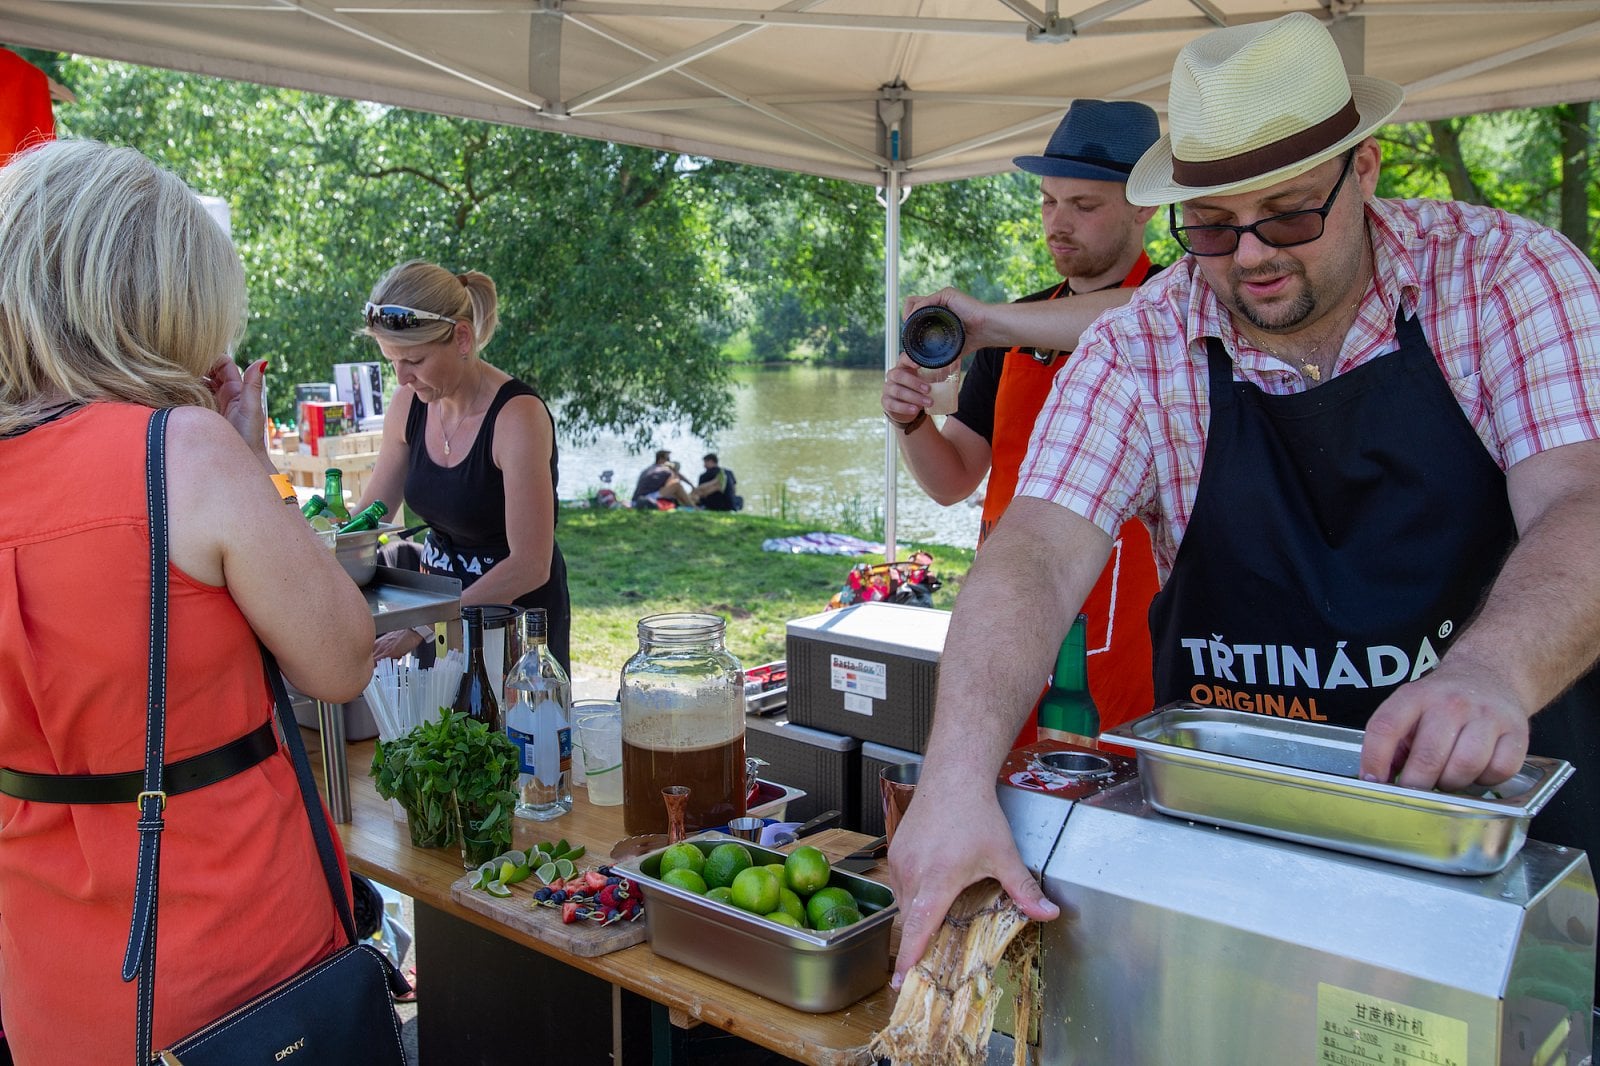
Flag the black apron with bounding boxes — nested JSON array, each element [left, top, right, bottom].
[[1148, 306, 1599, 895]]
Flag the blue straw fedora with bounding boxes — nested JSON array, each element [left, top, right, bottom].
[[1013, 99, 1162, 183]]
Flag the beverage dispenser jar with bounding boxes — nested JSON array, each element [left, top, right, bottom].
[[620, 613, 745, 835]]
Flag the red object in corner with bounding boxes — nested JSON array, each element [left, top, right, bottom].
[[0, 50, 56, 165]]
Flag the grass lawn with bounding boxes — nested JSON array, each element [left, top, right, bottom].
[[559, 505, 973, 680]]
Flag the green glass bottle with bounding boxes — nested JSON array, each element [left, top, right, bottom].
[[1038, 613, 1099, 741], [339, 499, 389, 533], [321, 468, 351, 524], [299, 494, 328, 519]]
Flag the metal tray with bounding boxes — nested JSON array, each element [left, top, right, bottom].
[[615, 831, 896, 1012], [1101, 705, 1573, 875]]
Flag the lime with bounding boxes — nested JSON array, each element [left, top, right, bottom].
[[659, 843, 706, 878], [776, 887, 805, 924], [805, 886, 858, 929], [497, 860, 519, 884], [535, 861, 560, 885], [703, 843, 754, 890], [564, 845, 586, 862], [729, 866, 782, 914], [765, 863, 787, 880], [484, 881, 514, 899], [661, 868, 708, 895], [813, 905, 863, 930], [783, 845, 831, 897], [767, 911, 803, 929], [706, 886, 734, 905], [554, 858, 576, 881]]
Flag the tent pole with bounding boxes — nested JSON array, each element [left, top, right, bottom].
[[881, 165, 902, 563]]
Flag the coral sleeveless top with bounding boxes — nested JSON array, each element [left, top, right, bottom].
[[0, 403, 348, 1062]]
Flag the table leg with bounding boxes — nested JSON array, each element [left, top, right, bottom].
[[316, 699, 351, 822]]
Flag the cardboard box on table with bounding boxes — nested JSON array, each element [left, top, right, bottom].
[[785, 602, 949, 754]]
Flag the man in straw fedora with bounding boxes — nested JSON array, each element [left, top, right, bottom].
[[888, 10, 1600, 996], [881, 99, 1165, 740]]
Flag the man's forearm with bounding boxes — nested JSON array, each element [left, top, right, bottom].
[[917, 498, 1112, 794], [897, 418, 991, 505], [978, 288, 1131, 352]]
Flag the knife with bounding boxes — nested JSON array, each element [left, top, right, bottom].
[[768, 809, 842, 845], [834, 835, 888, 873]]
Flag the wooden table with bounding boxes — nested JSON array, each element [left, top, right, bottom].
[[325, 735, 897, 1065]]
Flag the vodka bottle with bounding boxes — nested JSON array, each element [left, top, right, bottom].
[[505, 608, 572, 819]]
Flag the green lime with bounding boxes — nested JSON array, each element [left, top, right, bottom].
[[706, 886, 734, 905], [535, 861, 560, 885], [767, 911, 803, 929], [554, 858, 576, 880], [661, 868, 708, 895], [729, 866, 782, 914], [564, 844, 586, 861], [765, 863, 787, 880], [484, 881, 514, 899], [813, 905, 863, 930], [776, 887, 805, 924], [703, 842, 754, 890], [502, 863, 533, 885], [659, 843, 706, 878], [783, 845, 831, 897], [805, 886, 858, 929]]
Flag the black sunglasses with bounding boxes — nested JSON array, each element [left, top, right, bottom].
[[363, 302, 458, 330], [1170, 150, 1355, 258]]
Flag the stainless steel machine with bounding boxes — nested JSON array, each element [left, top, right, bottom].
[[997, 708, 1596, 1065]]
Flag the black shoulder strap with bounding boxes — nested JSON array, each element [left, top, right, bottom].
[[125, 408, 357, 1065]]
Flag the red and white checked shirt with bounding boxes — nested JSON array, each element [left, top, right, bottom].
[[1017, 197, 1600, 579]]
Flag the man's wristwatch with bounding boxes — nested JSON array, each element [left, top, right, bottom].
[[412, 625, 434, 645], [887, 409, 929, 435]]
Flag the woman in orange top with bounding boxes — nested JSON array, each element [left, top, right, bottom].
[[0, 140, 374, 1062]]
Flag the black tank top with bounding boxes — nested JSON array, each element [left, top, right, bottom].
[[404, 378, 558, 580]]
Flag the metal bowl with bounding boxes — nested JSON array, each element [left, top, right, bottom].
[[334, 522, 404, 586], [615, 831, 896, 1012]]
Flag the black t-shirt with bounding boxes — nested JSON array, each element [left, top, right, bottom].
[[950, 263, 1164, 444]]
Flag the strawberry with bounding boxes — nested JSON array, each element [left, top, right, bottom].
[[561, 901, 581, 924]]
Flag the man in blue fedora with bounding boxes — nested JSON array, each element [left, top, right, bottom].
[[881, 98, 1165, 739]]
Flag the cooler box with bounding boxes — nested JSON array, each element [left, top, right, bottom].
[[859, 741, 922, 839], [785, 602, 949, 753], [744, 713, 860, 829]]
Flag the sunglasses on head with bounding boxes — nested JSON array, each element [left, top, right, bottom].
[[363, 302, 458, 330], [1169, 149, 1356, 258]]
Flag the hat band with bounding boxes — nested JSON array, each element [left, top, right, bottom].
[[1043, 152, 1136, 175], [1170, 97, 1359, 188]]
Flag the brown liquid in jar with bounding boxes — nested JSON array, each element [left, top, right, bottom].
[[621, 734, 747, 835]]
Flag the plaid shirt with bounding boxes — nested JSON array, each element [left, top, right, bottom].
[[1018, 197, 1600, 579]]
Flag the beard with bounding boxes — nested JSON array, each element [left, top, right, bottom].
[[1228, 261, 1318, 333], [1050, 240, 1125, 282]]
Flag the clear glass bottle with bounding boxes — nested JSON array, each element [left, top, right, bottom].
[[321, 468, 351, 524], [505, 608, 572, 820], [620, 613, 745, 835], [1038, 613, 1099, 743], [453, 606, 502, 733]]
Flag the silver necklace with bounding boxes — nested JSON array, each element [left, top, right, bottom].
[[439, 379, 486, 456]]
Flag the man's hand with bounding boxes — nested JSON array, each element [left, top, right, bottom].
[[1360, 657, 1531, 791], [882, 353, 932, 425], [884, 787, 1059, 990], [373, 627, 428, 663]]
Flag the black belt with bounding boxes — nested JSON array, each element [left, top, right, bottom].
[[0, 720, 279, 804]]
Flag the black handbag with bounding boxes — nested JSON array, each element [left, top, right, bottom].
[[124, 408, 410, 1065]]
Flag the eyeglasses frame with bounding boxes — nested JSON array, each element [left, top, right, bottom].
[[1169, 149, 1357, 258], [363, 302, 459, 330]]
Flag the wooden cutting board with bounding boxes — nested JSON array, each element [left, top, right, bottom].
[[449, 872, 648, 957]]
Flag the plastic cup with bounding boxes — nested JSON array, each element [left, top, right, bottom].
[[920, 364, 961, 416], [574, 699, 624, 806], [879, 762, 921, 845]]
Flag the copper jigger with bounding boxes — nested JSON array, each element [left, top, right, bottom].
[[879, 762, 921, 845], [663, 786, 691, 845]]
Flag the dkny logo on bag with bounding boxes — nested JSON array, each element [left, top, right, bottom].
[[275, 1037, 307, 1061]]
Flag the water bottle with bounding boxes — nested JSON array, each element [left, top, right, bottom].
[[505, 608, 572, 819]]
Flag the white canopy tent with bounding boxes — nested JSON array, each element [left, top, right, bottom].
[[6, 0, 1598, 550]]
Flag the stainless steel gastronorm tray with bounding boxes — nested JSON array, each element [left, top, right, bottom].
[[615, 831, 896, 1012], [1101, 705, 1573, 875]]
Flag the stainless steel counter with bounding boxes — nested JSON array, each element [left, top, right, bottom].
[[317, 566, 461, 821]]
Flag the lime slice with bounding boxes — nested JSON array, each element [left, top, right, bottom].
[[472, 861, 498, 890], [502, 863, 533, 885], [529, 849, 552, 868], [554, 858, 576, 880], [564, 844, 586, 862], [535, 861, 560, 885], [498, 860, 519, 885], [485, 881, 513, 898], [553, 838, 572, 858]]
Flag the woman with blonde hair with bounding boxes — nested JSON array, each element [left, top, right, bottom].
[[0, 139, 375, 1059], [360, 259, 571, 669]]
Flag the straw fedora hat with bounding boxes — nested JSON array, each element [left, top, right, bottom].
[[1126, 12, 1403, 207]]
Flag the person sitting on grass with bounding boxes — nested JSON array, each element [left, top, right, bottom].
[[692, 452, 742, 511], [631, 449, 697, 509]]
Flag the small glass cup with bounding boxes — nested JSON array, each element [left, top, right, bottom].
[[573, 699, 623, 807]]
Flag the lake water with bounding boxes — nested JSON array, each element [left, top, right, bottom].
[[554, 365, 983, 548]]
